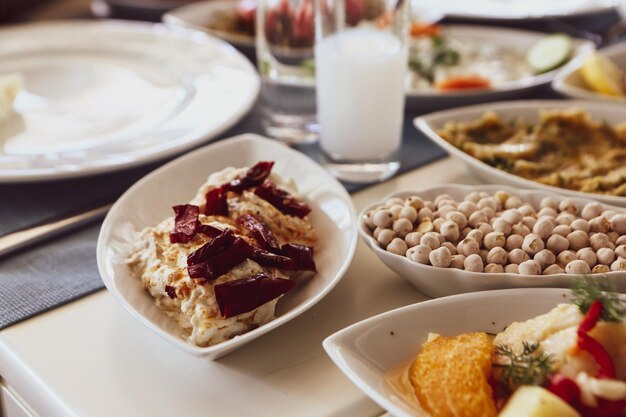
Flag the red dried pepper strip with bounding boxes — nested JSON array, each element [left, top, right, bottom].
[[214, 272, 295, 318], [197, 223, 223, 238], [223, 161, 274, 193], [204, 187, 228, 216], [170, 204, 200, 243], [577, 300, 616, 379], [237, 212, 280, 251], [280, 243, 316, 272], [251, 249, 297, 270], [187, 228, 234, 266], [254, 179, 311, 218], [187, 237, 254, 280]]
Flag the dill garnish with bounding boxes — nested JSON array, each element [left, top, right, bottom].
[[572, 276, 626, 322], [493, 342, 553, 393]]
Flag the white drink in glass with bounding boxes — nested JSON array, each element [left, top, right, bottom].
[[315, 27, 407, 162]]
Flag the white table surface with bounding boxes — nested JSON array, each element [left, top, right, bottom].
[[0, 157, 482, 417]]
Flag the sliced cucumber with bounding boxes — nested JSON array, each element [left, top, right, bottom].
[[526, 34, 573, 74]]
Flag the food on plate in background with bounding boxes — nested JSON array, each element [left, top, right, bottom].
[[407, 27, 573, 92], [363, 190, 626, 275], [438, 109, 626, 196], [0, 73, 22, 121], [392, 279, 626, 416], [579, 52, 626, 97], [127, 161, 317, 347]]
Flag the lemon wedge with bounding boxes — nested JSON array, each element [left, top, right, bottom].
[[580, 52, 625, 97]]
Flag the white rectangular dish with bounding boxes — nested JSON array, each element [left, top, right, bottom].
[[97, 134, 357, 359]]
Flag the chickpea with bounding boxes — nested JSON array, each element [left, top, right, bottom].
[[363, 211, 376, 229], [538, 207, 558, 218], [501, 209, 523, 225], [589, 216, 610, 233], [457, 238, 480, 256], [557, 250, 576, 267], [509, 248, 530, 264], [522, 216, 537, 231], [558, 198, 578, 214], [468, 211, 488, 227], [405, 196, 424, 210], [565, 259, 592, 274], [446, 211, 468, 229], [386, 238, 408, 255], [479, 249, 490, 264], [407, 244, 431, 264], [372, 209, 393, 228], [522, 233, 544, 256], [505, 234, 524, 251], [478, 197, 499, 211], [487, 247, 508, 265], [615, 245, 626, 259], [385, 197, 404, 208], [576, 248, 597, 268], [450, 254, 466, 269], [589, 233, 610, 251], [433, 218, 445, 233], [617, 236, 626, 246], [494, 190, 509, 205], [570, 219, 590, 233], [404, 231, 422, 248], [543, 264, 565, 275], [424, 201, 436, 211], [519, 259, 542, 275], [422, 232, 442, 249], [610, 257, 626, 271], [476, 223, 493, 237], [392, 218, 413, 238], [418, 218, 434, 234], [389, 205, 403, 221], [581, 202, 603, 220], [533, 218, 555, 240], [607, 232, 619, 244], [546, 234, 569, 254], [464, 254, 484, 272], [484, 232, 506, 250], [417, 207, 434, 222], [464, 191, 481, 203], [429, 246, 452, 268], [466, 229, 484, 244], [602, 210, 618, 220], [484, 263, 505, 273], [434, 194, 454, 206], [556, 212, 575, 226], [439, 221, 460, 242], [511, 223, 531, 237], [553, 224, 572, 237], [505, 264, 519, 274], [610, 214, 626, 234], [505, 196, 523, 209], [492, 218, 512, 236], [377, 229, 395, 247], [517, 203, 536, 217], [439, 205, 458, 220], [441, 241, 457, 255], [398, 206, 418, 223], [457, 201, 478, 218], [592, 264, 611, 274], [373, 227, 383, 239], [596, 248, 615, 265], [481, 206, 496, 220], [567, 230, 589, 251], [534, 249, 556, 269], [461, 226, 472, 239], [540, 196, 559, 210]]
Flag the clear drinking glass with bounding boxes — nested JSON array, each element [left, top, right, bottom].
[[315, 0, 408, 182], [256, 0, 319, 144]]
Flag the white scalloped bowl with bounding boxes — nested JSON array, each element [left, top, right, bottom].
[[97, 134, 357, 359], [359, 184, 626, 298], [323, 288, 626, 417]]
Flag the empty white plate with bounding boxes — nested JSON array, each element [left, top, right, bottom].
[[97, 134, 357, 359], [0, 21, 260, 182]]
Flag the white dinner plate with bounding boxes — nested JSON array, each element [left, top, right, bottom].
[[324, 288, 626, 417], [553, 42, 626, 102], [359, 184, 626, 298], [97, 134, 357, 359], [415, 99, 626, 207], [163, 9, 594, 112], [0, 21, 260, 182]]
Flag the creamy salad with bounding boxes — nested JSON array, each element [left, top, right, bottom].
[[127, 162, 317, 347]]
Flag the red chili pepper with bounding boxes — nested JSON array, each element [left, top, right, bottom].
[[547, 373, 581, 407], [577, 300, 616, 379], [579, 300, 603, 333]]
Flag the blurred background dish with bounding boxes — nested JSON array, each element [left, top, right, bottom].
[[0, 20, 259, 182]]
